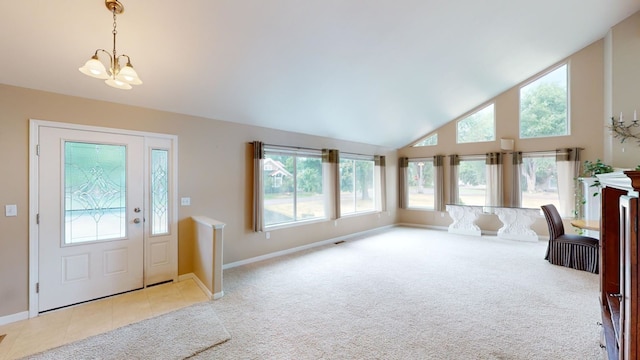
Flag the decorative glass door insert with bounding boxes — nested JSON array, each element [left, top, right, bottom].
[[151, 149, 169, 235], [64, 141, 127, 244]]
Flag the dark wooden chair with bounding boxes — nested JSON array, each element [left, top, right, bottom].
[[541, 204, 599, 273]]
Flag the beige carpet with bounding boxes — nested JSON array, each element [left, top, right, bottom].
[[23, 301, 230, 360], [195, 226, 604, 359]]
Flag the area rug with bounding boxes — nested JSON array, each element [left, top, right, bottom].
[[24, 301, 230, 360]]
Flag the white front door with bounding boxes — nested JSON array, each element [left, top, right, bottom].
[[38, 126, 145, 312]]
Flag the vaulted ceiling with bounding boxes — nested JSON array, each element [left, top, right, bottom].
[[2, 1, 639, 148]]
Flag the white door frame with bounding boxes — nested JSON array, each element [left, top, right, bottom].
[[28, 119, 179, 318]]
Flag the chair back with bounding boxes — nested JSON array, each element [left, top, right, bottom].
[[541, 204, 565, 240]]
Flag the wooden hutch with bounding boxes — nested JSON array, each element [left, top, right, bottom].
[[598, 171, 640, 359]]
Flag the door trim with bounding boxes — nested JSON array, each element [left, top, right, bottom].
[[28, 119, 179, 317]]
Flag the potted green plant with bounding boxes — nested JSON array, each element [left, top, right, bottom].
[[583, 159, 614, 178], [577, 159, 613, 231]]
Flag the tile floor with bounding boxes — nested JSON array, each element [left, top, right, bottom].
[[0, 279, 208, 360]]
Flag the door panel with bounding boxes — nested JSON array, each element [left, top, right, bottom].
[[144, 138, 177, 285], [38, 126, 144, 312]]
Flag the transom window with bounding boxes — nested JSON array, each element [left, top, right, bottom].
[[520, 64, 569, 138], [457, 104, 495, 144], [413, 133, 438, 147]]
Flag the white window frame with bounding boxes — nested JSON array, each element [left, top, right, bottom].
[[263, 146, 326, 228], [519, 151, 561, 210], [339, 154, 377, 216], [456, 155, 487, 206], [519, 63, 570, 139], [412, 133, 438, 147], [406, 158, 435, 210], [456, 103, 496, 144]]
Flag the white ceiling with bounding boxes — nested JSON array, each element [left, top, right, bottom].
[[2, 1, 640, 148]]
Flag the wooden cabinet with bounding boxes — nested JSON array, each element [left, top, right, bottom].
[[598, 171, 640, 360]]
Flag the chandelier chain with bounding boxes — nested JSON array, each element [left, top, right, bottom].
[[112, 9, 118, 59]]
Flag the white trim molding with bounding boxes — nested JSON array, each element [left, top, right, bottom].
[[223, 225, 394, 270], [0, 311, 28, 326]]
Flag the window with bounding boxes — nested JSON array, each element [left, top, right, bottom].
[[457, 156, 486, 206], [520, 64, 568, 138], [340, 156, 376, 215], [520, 153, 560, 209], [406, 159, 435, 209], [151, 149, 169, 235], [263, 148, 325, 227], [457, 104, 495, 143], [413, 133, 438, 147], [64, 141, 126, 244]]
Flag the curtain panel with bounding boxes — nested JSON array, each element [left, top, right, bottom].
[[485, 152, 503, 207], [398, 157, 409, 209], [555, 147, 581, 217], [252, 141, 265, 232], [323, 149, 340, 220], [434, 155, 445, 211], [510, 152, 523, 207], [375, 155, 387, 212], [448, 155, 459, 205]]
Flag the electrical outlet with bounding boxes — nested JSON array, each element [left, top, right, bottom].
[[181, 197, 191, 206]]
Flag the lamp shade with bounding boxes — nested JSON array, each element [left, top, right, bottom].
[[79, 57, 109, 79], [116, 64, 142, 85], [105, 78, 133, 90]]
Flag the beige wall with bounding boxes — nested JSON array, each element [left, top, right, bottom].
[[4, 11, 639, 322], [0, 85, 397, 318], [608, 11, 640, 168], [397, 39, 606, 233]]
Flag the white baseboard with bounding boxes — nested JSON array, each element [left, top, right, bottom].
[[0, 310, 28, 326], [223, 225, 395, 270], [178, 273, 214, 300]]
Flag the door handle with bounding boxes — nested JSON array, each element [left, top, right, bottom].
[[133, 218, 141, 224]]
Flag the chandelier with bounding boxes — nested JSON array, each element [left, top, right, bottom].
[[79, 0, 142, 90]]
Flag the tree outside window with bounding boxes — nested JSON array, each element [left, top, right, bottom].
[[520, 155, 560, 209], [340, 158, 375, 215], [263, 153, 325, 226], [407, 160, 434, 209], [457, 159, 486, 206], [520, 64, 568, 138], [413, 133, 438, 147], [457, 104, 495, 143]]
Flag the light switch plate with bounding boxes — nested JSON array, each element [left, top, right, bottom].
[[5, 204, 17, 217]]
